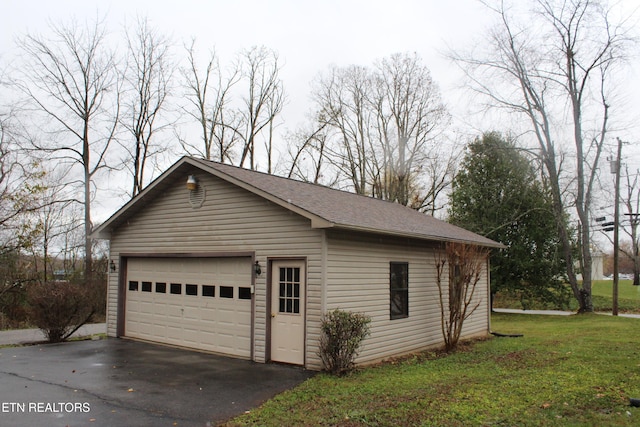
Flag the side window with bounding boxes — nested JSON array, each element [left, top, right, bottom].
[[390, 262, 409, 319]]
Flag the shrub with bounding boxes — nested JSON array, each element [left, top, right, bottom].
[[318, 309, 371, 375], [26, 281, 97, 343]]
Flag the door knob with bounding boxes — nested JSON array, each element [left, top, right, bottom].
[[271, 312, 276, 318]]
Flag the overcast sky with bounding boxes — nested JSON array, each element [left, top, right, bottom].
[[2, 0, 639, 225], [3, 1, 637, 140], [1, 0, 496, 130]]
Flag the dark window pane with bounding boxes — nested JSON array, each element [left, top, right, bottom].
[[294, 283, 300, 298], [293, 299, 300, 314], [220, 286, 233, 298], [170, 283, 181, 294], [286, 268, 293, 282], [286, 283, 293, 297], [141, 281, 152, 292], [294, 267, 300, 283], [238, 287, 251, 300], [390, 262, 409, 319], [279, 283, 285, 298], [202, 285, 215, 297], [155, 282, 166, 293], [128, 281, 138, 291], [286, 299, 293, 313], [279, 298, 285, 312], [186, 284, 198, 296], [390, 262, 408, 290], [279, 268, 285, 282]]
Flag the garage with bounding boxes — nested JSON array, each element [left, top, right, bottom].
[[124, 257, 253, 358], [93, 156, 499, 368]]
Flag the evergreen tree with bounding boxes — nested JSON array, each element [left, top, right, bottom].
[[449, 132, 569, 309]]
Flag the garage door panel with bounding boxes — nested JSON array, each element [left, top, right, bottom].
[[125, 257, 252, 358], [152, 324, 167, 336], [200, 310, 218, 322]]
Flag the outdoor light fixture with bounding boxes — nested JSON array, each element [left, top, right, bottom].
[[110, 260, 117, 273], [186, 175, 198, 191], [254, 260, 262, 276]]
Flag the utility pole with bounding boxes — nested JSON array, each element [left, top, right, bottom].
[[611, 138, 623, 316]]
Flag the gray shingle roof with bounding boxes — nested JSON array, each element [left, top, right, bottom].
[[93, 156, 501, 247], [189, 157, 502, 248]]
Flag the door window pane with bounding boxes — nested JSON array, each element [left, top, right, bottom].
[[278, 267, 301, 314]]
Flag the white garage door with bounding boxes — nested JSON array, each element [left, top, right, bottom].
[[124, 257, 252, 358]]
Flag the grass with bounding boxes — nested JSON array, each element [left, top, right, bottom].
[[588, 280, 640, 313], [494, 279, 640, 314], [225, 313, 640, 426]]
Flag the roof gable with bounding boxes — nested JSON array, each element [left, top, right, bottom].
[[92, 156, 502, 248]]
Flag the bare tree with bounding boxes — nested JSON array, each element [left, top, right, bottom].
[[284, 119, 332, 184], [181, 45, 284, 171], [237, 46, 285, 171], [181, 40, 240, 162], [122, 16, 175, 196], [412, 150, 459, 215], [0, 107, 50, 320], [314, 64, 377, 194], [435, 242, 489, 352], [620, 166, 640, 286], [0, 106, 48, 253], [450, 0, 633, 312], [22, 168, 79, 283], [15, 16, 120, 278], [372, 53, 449, 205], [310, 53, 450, 210]]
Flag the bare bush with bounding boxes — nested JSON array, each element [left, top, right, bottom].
[[26, 281, 97, 342]]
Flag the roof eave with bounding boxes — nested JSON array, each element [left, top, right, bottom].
[[329, 224, 504, 248]]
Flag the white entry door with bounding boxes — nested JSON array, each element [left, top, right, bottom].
[[270, 260, 306, 365]]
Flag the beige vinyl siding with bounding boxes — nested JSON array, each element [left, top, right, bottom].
[[105, 168, 323, 364], [458, 256, 491, 338], [322, 231, 490, 366]]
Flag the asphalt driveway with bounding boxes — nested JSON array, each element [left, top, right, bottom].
[[0, 338, 314, 426]]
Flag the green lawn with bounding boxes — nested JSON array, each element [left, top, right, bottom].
[[589, 280, 640, 313], [225, 313, 640, 426], [494, 279, 640, 313]]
